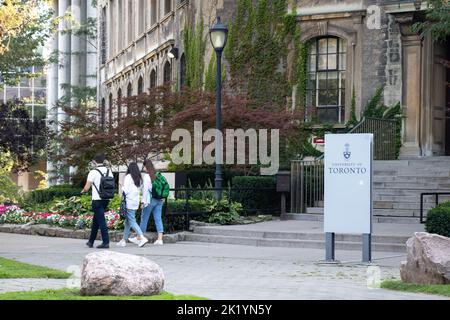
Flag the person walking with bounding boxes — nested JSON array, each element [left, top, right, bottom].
[[81, 153, 115, 249], [140, 159, 166, 246], [117, 162, 148, 248]]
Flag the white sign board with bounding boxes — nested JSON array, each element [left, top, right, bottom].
[[324, 134, 373, 234]]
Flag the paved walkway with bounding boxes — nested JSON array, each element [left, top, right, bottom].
[[207, 220, 426, 235], [0, 232, 446, 300]]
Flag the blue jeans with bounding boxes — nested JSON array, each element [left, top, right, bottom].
[[140, 198, 164, 233], [123, 209, 144, 240]]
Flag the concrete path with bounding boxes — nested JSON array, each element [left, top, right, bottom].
[[205, 220, 425, 235], [0, 233, 446, 300]]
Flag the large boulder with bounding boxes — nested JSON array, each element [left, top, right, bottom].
[[400, 232, 450, 284], [80, 251, 164, 296]]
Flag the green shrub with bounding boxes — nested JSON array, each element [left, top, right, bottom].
[[230, 176, 279, 215], [182, 169, 245, 188], [426, 202, 450, 237], [207, 200, 242, 225], [26, 185, 81, 204]]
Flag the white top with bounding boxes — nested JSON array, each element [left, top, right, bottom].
[[142, 173, 152, 206], [122, 174, 144, 210], [87, 166, 114, 201]]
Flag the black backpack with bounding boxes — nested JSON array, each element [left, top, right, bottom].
[[93, 168, 116, 200]]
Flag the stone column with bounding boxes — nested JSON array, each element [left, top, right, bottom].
[[57, 0, 71, 128], [46, 0, 60, 186], [86, 0, 97, 89], [396, 13, 422, 158]]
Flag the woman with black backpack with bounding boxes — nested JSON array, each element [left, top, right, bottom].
[[116, 162, 149, 248]]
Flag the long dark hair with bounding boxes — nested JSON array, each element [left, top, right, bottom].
[[127, 162, 142, 187]]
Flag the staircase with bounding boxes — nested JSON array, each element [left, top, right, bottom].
[[289, 157, 450, 224], [181, 220, 423, 252]]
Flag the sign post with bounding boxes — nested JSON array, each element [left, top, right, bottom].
[[324, 134, 373, 263]]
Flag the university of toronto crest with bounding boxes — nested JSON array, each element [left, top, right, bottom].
[[343, 143, 351, 160]]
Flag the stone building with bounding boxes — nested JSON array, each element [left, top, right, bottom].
[[98, 0, 449, 158], [46, 0, 97, 184]]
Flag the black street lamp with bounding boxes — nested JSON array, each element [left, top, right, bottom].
[[209, 16, 228, 201]]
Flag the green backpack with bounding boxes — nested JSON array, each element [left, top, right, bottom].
[[151, 172, 170, 199]]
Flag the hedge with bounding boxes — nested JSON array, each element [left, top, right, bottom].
[[426, 202, 450, 237], [230, 176, 279, 215], [26, 185, 81, 204], [182, 169, 246, 188]]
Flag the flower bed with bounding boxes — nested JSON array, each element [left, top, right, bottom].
[[0, 204, 123, 230]]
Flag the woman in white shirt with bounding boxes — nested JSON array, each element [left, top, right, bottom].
[[117, 162, 148, 247]]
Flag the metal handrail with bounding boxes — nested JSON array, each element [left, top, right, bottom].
[[420, 192, 450, 224]]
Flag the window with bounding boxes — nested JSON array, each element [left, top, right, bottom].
[[137, 76, 144, 94], [150, 69, 157, 88], [109, 1, 115, 56], [151, 0, 157, 25], [117, 89, 122, 121], [108, 93, 113, 127], [139, 0, 145, 34], [180, 54, 186, 88], [127, 83, 132, 116], [101, 7, 107, 64], [164, 0, 171, 15], [163, 61, 171, 84], [306, 37, 346, 123], [118, 1, 123, 50], [100, 98, 106, 128], [127, 0, 133, 43]]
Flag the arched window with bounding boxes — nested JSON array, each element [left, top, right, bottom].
[[127, 83, 133, 97], [117, 88, 122, 121], [306, 36, 347, 123], [100, 98, 106, 128], [163, 61, 172, 84], [180, 54, 186, 88], [137, 76, 144, 94], [150, 69, 157, 88], [108, 93, 113, 127], [127, 83, 132, 116]]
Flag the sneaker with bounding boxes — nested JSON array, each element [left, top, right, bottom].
[[154, 239, 163, 246], [128, 237, 139, 244], [138, 237, 149, 247], [116, 239, 126, 247], [96, 243, 110, 249], [86, 241, 93, 248]]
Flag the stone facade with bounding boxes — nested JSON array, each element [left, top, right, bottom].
[[98, 0, 450, 158]]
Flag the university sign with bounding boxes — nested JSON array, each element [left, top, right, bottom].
[[324, 134, 373, 262]]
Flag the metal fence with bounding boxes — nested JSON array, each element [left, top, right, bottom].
[[349, 117, 397, 160], [163, 187, 280, 231], [290, 117, 397, 213], [290, 160, 324, 213], [420, 192, 450, 224]]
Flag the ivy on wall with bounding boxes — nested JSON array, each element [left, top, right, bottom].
[[183, 16, 206, 90]]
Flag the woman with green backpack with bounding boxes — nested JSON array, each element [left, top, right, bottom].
[[140, 159, 169, 245]]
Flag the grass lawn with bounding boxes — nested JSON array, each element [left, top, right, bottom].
[[0, 257, 71, 279], [0, 288, 206, 300], [381, 280, 450, 297]]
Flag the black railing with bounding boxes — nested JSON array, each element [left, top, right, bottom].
[[420, 192, 450, 224], [163, 187, 280, 231]]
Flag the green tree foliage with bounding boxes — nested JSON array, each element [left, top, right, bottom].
[[412, 0, 450, 43], [0, 1, 55, 85], [0, 149, 23, 204]]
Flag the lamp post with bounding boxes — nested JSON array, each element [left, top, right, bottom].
[[209, 16, 228, 200]]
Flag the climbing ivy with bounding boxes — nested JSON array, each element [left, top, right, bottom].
[[347, 86, 358, 126], [183, 16, 206, 90]]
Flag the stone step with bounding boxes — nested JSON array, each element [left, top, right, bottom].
[[373, 182, 450, 189], [372, 201, 436, 210], [304, 207, 424, 217], [373, 176, 450, 183], [193, 226, 410, 244], [183, 233, 406, 252], [281, 213, 421, 224]]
